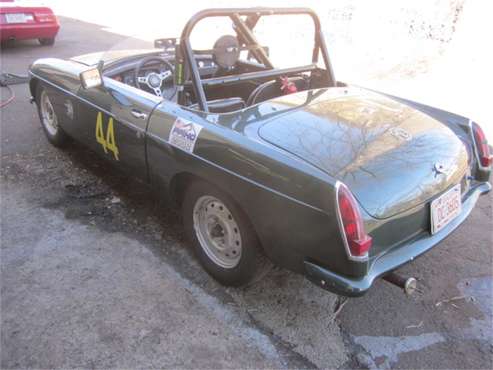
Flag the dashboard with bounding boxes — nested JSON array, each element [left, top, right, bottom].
[[106, 53, 219, 88]]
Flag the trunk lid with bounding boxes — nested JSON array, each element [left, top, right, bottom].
[[258, 87, 469, 219]]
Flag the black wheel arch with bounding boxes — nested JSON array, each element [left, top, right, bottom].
[[168, 171, 199, 207], [169, 171, 251, 217]]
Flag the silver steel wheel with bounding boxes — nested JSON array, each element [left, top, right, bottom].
[[193, 195, 242, 269], [40, 90, 58, 136]]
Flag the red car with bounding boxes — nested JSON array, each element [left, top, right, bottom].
[[0, 0, 59, 45]]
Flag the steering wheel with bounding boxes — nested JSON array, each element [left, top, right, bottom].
[[135, 56, 176, 99]]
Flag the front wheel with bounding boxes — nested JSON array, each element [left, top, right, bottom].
[[36, 85, 69, 147], [182, 180, 267, 286]]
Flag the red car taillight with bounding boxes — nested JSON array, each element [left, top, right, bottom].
[[336, 183, 372, 258], [472, 122, 492, 168], [35, 13, 57, 23]]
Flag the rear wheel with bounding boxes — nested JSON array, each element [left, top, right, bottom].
[[38, 37, 55, 46], [36, 85, 69, 147], [182, 180, 267, 286]]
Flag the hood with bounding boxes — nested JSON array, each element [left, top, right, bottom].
[[258, 87, 469, 219], [70, 49, 160, 66]]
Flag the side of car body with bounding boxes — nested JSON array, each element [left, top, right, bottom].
[[28, 8, 491, 296]]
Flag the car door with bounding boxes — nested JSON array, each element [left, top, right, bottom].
[[76, 78, 161, 181]]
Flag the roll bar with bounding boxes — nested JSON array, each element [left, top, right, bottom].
[[177, 8, 335, 112], [187, 64, 318, 88]]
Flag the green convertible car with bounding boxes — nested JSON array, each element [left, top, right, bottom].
[[29, 8, 491, 296]]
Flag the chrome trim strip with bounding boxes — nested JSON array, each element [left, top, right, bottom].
[[334, 181, 369, 262], [30, 72, 145, 132]]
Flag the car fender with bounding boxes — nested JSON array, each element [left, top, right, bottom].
[[29, 59, 87, 135], [146, 102, 368, 276]]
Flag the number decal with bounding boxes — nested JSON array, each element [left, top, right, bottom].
[[105, 117, 119, 160], [95, 112, 107, 153], [95, 112, 119, 160]]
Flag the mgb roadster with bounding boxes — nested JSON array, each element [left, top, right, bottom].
[[28, 8, 491, 296]]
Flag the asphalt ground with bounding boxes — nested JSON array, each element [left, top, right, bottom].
[[1, 17, 492, 369]]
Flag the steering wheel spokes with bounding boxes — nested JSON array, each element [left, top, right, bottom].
[[138, 72, 164, 96], [137, 76, 148, 84], [135, 56, 176, 99], [159, 70, 172, 81], [152, 86, 163, 97]]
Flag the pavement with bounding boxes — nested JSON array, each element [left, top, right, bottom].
[[1, 16, 492, 369]]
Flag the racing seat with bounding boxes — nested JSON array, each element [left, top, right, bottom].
[[187, 35, 246, 113], [188, 97, 246, 113]]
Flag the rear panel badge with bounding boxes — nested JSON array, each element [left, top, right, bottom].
[[433, 162, 455, 177], [433, 162, 448, 175], [169, 118, 203, 153], [389, 127, 412, 141]]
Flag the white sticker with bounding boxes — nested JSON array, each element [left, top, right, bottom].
[[169, 118, 203, 153]]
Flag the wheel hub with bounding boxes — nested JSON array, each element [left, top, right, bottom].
[[147, 73, 161, 88], [193, 196, 242, 269], [209, 222, 224, 238]]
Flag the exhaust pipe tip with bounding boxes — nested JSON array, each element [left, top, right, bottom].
[[383, 272, 418, 295], [404, 277, 417, 295]]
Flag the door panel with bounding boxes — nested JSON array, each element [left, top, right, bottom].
[[76, 78, 161, 181]]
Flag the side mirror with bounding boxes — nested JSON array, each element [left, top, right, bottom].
[[80, 61, 104, 89], [80, 68, 102, 89]]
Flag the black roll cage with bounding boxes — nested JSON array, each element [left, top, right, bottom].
[[177, 8, 335, 112]]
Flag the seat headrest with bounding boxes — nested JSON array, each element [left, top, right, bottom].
[[213, 35, 240, 69]]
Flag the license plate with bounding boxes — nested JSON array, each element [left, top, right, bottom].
[[5, 13, 27, 24], [430, 184, 461, 234]]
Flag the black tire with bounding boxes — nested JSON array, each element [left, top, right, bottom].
[[0, 39, 14, 49], [35, 84, 69, 147], [182, 180, 267, 286], [38, 37, 55, 46]]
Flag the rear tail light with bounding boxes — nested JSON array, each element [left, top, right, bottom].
[[336, 182, 372, 259], [35, 13, 57, 23], [472, 122, 492, 168]]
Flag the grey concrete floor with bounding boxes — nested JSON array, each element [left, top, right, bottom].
[[1, 16, 492, 369]]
